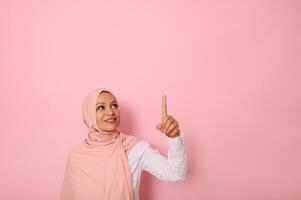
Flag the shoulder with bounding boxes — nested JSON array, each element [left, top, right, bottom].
[[67, 139, 87, 158], [128, 139, 150, 159]]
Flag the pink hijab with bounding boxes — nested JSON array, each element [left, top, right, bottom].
[[60, 88, 139, 200]]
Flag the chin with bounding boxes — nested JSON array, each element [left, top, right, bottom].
[[105, 125, 119, 132], [98, 120, 120, 131]]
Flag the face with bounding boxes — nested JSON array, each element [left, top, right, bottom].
[[96, 91, 120, 132]]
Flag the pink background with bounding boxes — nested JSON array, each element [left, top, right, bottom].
[[0, 0, 300, 199]]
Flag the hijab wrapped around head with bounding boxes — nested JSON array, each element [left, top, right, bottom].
[[61, 88, 139, 200]]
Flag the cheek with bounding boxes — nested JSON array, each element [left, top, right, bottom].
[[96, 112, 105, 123], [115, 110, 120, 117]]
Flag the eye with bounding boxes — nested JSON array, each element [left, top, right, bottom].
[[112, 103, 118, 108], [97, 105, 105, 110]]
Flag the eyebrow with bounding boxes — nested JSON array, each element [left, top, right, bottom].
[[96, 100, 118, 105]]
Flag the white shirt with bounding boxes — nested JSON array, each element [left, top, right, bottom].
[[127, 130, 188, 200]]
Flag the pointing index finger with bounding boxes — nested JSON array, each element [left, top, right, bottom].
[[162, 95, 167, 118]]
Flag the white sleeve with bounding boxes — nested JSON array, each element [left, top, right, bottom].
[[140, 130, 188, 181]]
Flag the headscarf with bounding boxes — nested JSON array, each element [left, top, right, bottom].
[[60, 88, 139, 200]]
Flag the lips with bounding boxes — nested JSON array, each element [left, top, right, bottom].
[[104, 117, 117, 123]]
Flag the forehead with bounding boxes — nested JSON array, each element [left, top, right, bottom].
[[97, 91, 116, 103]]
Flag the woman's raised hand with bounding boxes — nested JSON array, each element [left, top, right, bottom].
[[156, 95, 180, 138]]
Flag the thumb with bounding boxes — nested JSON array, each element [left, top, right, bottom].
[[156, 124, 162, 130]]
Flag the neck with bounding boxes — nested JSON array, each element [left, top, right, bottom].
[[87, 127, 119, 143]]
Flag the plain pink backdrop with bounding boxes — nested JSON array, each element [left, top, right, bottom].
[[0, 0, 300, 199]]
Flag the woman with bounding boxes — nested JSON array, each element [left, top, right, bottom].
[[60, 88, 188, 200]]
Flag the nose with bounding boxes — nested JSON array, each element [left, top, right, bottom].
[[105, 107, 114, 115]]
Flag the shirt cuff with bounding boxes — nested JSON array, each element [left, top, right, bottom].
[[165, 129, 185, 151]]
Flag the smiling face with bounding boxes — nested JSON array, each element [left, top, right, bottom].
[[96, 91, 120, 132]]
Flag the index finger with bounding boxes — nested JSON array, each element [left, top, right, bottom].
[[162, 95, 167, 118]]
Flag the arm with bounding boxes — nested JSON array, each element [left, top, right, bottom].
[[140, 130, 188, 181]]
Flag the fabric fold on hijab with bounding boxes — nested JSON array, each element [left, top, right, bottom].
[[61, 88, 139, 200]]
